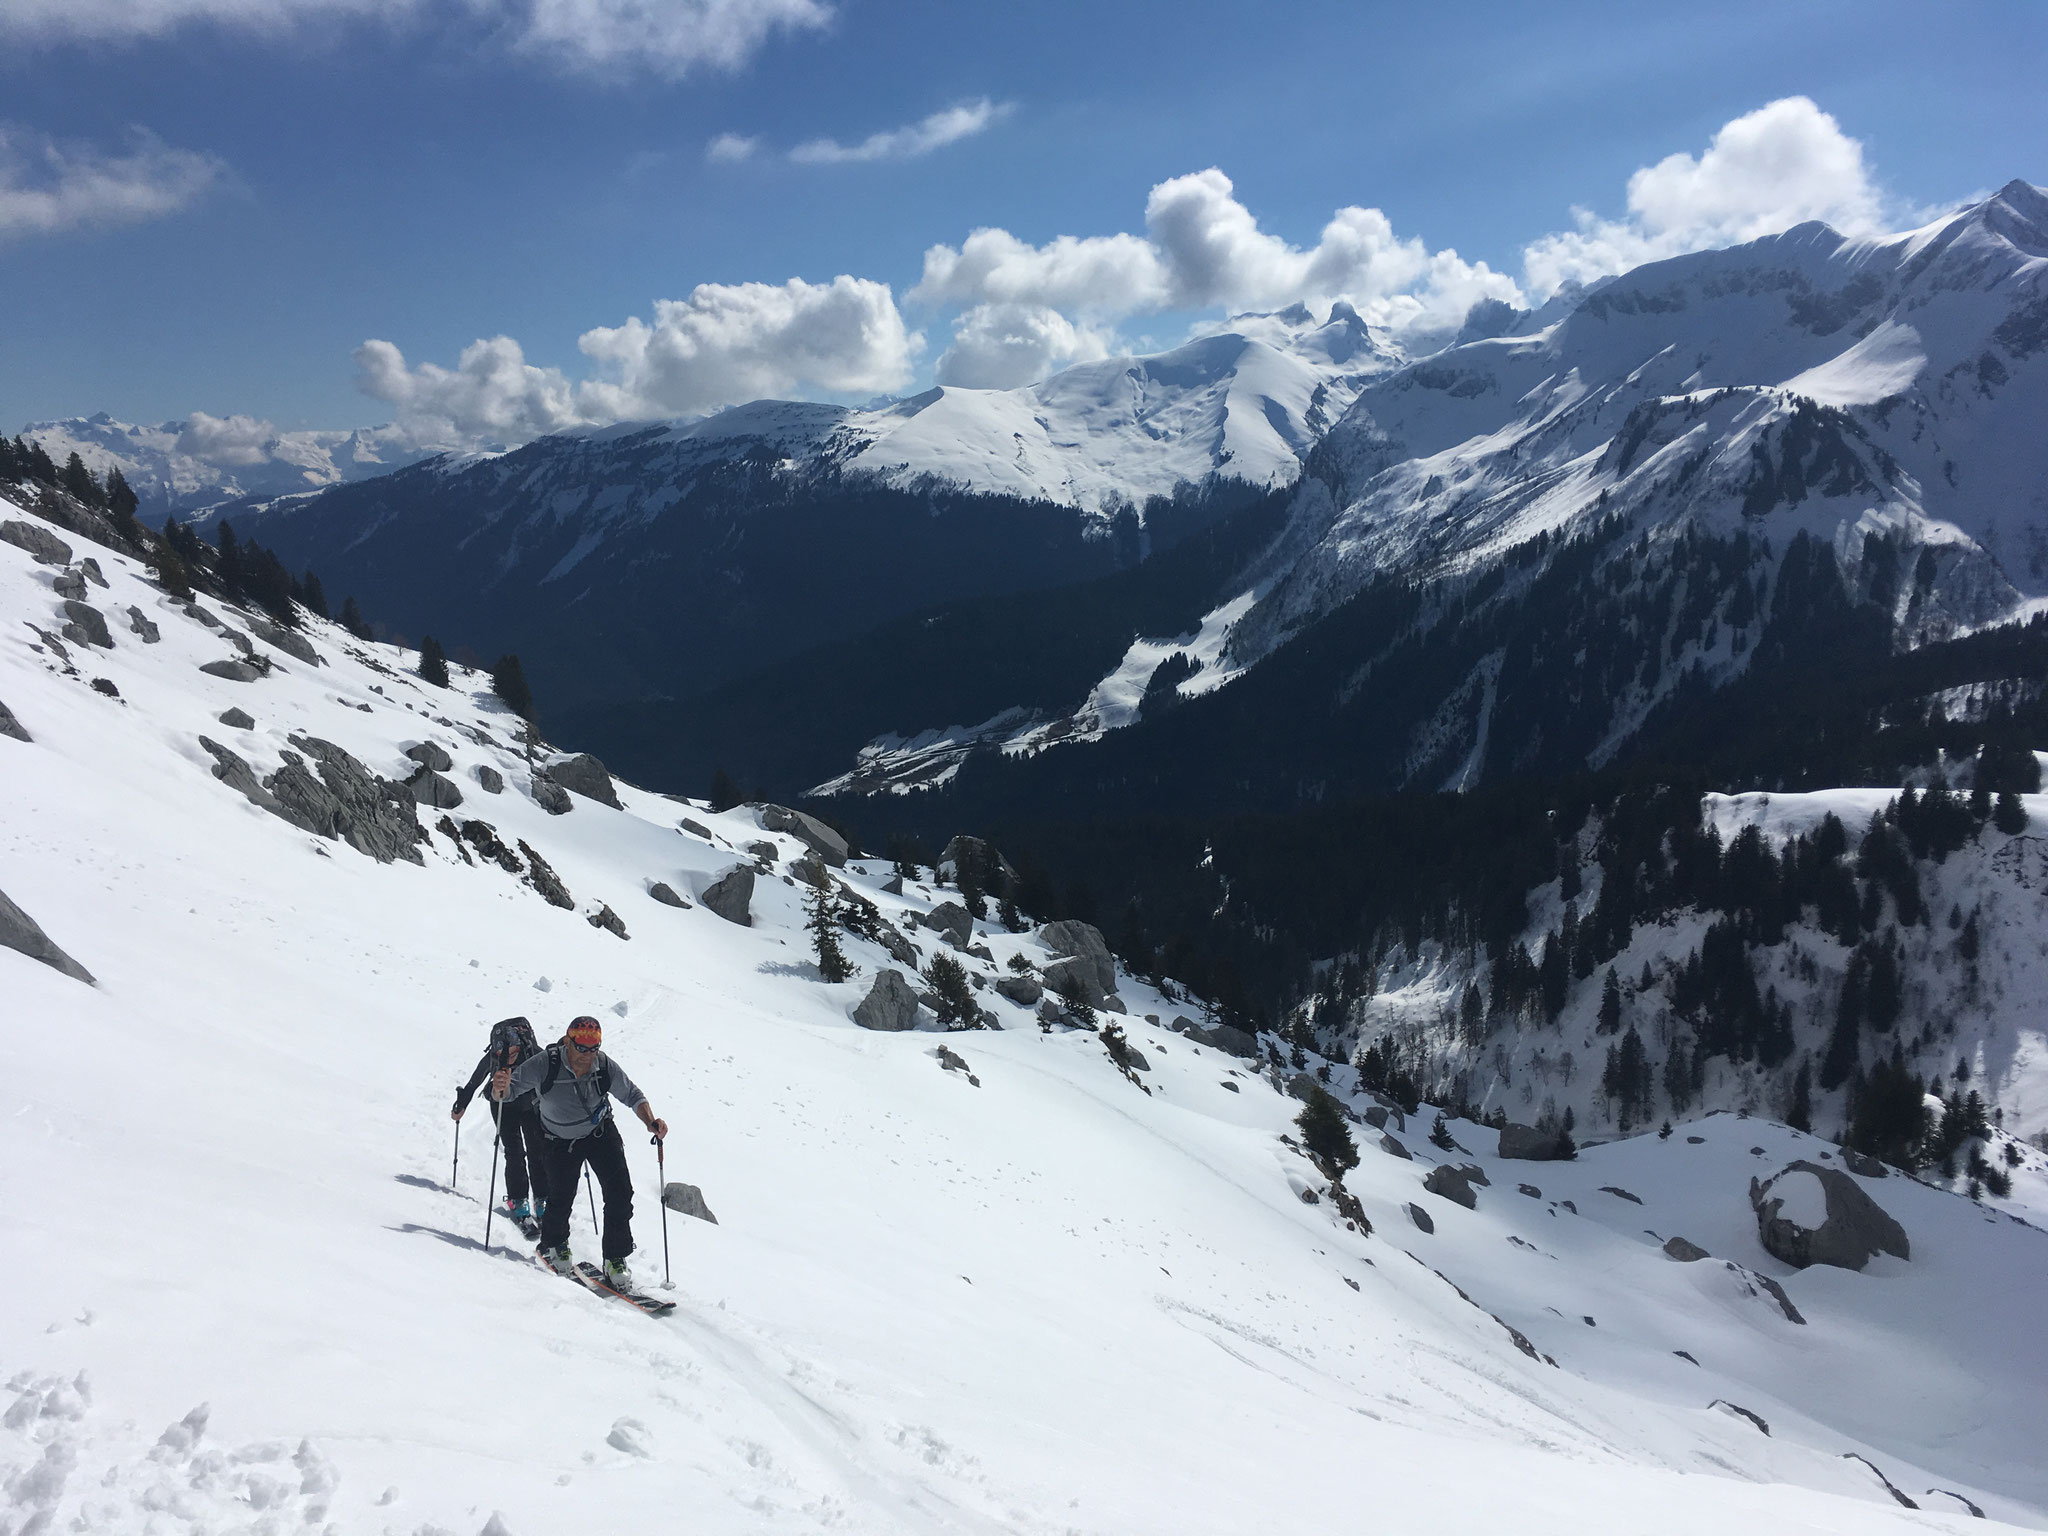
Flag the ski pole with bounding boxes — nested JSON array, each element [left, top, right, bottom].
[[585, 1167, 599, 1240], [452, 1115, 461, 1193], [654, 1132, 672, 1290], [484, 1123, 502, 1252]]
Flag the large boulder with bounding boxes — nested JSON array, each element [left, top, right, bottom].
[[266, 735, 425, 865], [700, 866, 754, 926], [758, 804, 848, 867], [200, 659, 261, 683], [549, 753, 621, 808], [1285, 1072, 1321, 1103], [0, 697, 29, 743], [474, 764, 504, 794], [0, 519, 71, 564], [1423, 1164, 1485, 1209], [407, 767, 464, 809], [199, 735, 281, 814], [1750, 1160, 1910, 1271], [529, 773, 573, 815], [1497, 1122, 1572, 1161], [661, 1182, 719, 1224], [0, 885, 94, 984], [248, 617, 320, 666], [994, 973, 1042, 1006], [61, 601, 113, 649], [217, 707, 255, 730], [919, 900, 974, 949], [404, 741, 454, 773], [125, 606, 160, 643], [938, 834, 1015, 886], [1039, 920, 1117, 1000], [853, 969, 921, 1031], [1169, 1015, 1257, 1058], [647, 881, 687, 908]]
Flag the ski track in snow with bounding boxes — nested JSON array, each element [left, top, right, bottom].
[[2, 494, 2044, 1534]]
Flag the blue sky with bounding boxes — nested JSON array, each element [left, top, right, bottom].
[[2, 0, 2043, 453]]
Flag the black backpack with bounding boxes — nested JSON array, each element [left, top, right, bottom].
[[488, 1016, 541, 1066]]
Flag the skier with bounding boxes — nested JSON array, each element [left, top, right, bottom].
[[493, 1015, 667, 1290], [452, 1016, 549, 1231]]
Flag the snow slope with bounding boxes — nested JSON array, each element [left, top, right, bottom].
[[4, 494, 2045, 1533]]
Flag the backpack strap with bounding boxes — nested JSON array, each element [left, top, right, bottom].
[[539, 1042, 564, 1096]]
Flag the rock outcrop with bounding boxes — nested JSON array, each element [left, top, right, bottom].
[[404, 741, 454, 772], [0, 885, 95, 984], [200, 659, 262, 683], [126, 606, 161, 643], [248, 617, 320, 666], [995, 973, 1042, 1005], [407, 767, 464, 809], [474, 764, 503, 794], [1423, 1164, 1486, 1209], [586, 903, 629, 939], [549, 753, 621, 808], [517, 840, 574, 908], [0, 519, 71, 564], [758, 804, 848, 866], [701, 866, 754, 926], [1497, 1122, 1571, 1160], [1169, 1015, 1258, 1058], [529, 773, 572, 815], [1750, 1160, 1910, 1271], [853, 968, 921, 1031], [648, 881, 687, 908], [1039, 920, 1117, 1004], [267, 736, 426, 864], [61, 600, 113, 649], [216, 707, 255, 730], [0, 698, 29, 742], [919, 900, 973, 949], [1663, 1236, 1709, 1262]]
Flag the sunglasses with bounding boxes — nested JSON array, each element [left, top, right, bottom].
[[566, 1036, 601, 1053]]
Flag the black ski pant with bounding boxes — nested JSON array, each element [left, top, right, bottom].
[[492, 1100, 550, 1210], [537, 1118, 635, 1262]]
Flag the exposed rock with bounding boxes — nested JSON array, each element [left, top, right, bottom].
[[1517, 1183, 1541, 1198], [648, 881, 687, 908], [661, 1182, 718, 1224], [184, 602, 220, 627], [1600, 1186, 1643, 1205], [1840, 1453, 1918, 1509], [935, 1043, 979, 1085], [1123, 1045, 1151, 1072], [938, 834, 1014, 885], [249, 617, 320, 666], [678, 816, 713, 841], [1363, 1106, 1392, 1130], [1169, 1015, 1257, 1058], [994, 973, 1042, 1005], [1710, 1400, 1771, 1437], [266, 735, 425, 864], [1423, 1164, 1483, 1209], [222, 628, 254, 656], [1, 519, 71, 564], [89, 677, 120, 699], [920, 900, 974, 950], [1497, 1122, 1571, 1160], [79, 558, 107, 588], [1379, 1132, 1412, 1161], [1750, 1160, 1910, 1271], [0, 698, 30, 742], [790, 853, 830, 889], [404, 741, 454, 772], [0, 885, 94, 984], [746, 841, 778, 865], [1285, 1072, 1321, 1103], [1664, 1235, 1710, 1262], [126, 606, 161, 643], [460, 820, 524, 873], [1220, 1079, 1239, 1092], [758, 803, 848, 866], [853, 968, 921, 1031], [882, 872, 904, 896], [474, 764, 503, 794], [200, 659, 261, 683], [407, 767, 464, 809], [517, 840, 574, 908], [587, 904, 629, 939], [1406, 1203, 1435, 1234], [1038, 919, 1117, 999], [198, 736, 279, 814], [1686, 1135, 1707, 1144], [1841, 1149, 1887, 1178], [529, 773, 572, 815], [874, 921, 918, 967], [435, 815, 473, 863], [1101, 992, 1128, 1014], [53, 568, 87, 599], [701, 866, 754, 926], [61, 601, 113, 649], [549, 752, 621, 808]]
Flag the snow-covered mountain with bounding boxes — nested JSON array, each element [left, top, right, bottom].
[[7, 484, 2048, 1533], [20, 412, 437, 517]]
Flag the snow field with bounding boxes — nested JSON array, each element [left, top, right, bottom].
[[2, 503, 2043, 1533]]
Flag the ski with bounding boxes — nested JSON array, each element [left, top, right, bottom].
[[494, 1201, 541, 1242], [575, 1260, 676, 1317]]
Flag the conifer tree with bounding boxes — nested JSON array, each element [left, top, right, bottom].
[[60, 452, 104, 507], [1994, 791, 2029, 834], [418, 634, 450, 687], [708, 766, 741, 813], [106, 466, 139, 528], [339, 595, 371, 641], [1598, 966, 1622, 1034], [1296, 1086, 1359, 1176], [488, 653, 534, 718], [808, 879, 853, 983], [924, 952, 978, 1028], [299, 571, 330, 621], [1428, 1113, 1456, 1151]]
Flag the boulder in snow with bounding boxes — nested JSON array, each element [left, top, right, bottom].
[[1, 518, 72, 564], [1285, 1072, 1321, 1103], [126, 605, 161, 643], [700, 865, 754, 926], [249, 617, 320, 666], [1750, 1160, 1909, 1271], [549, 752, 621, 808], [53, 567, 87, 599], [586, 903, 629, 940], [920, 900, 974, 950], [662, 1182, 718, 1224], [758, 803, 848, 866], [199, 735, 281, 814], [473, 764, 504, 794], [647, 881, 688, 908], [407, 767, 464, 809], [995, 973, 1042, 1006], [0, 697, 29, 742], [938, 834, 1014, 885], [1405, 1203, 1435, 1234], [1664, 1235, 1710, 1262], [1497, 1122, 1571, 1160], [678, 816, 713, 841], [853, 968, 921, 1031], [404, 741, 454, 772], [1841, 1148, 1888, 1178], [529, 773, 572, 815], [1168, 1015, 1257, 1058], [200, 659, 262, 683], [1423, 1164, 1483, 1209], [62, 600, 113, 649], [216, 706, 256, 731], [1378, 1132, 1412, 1161], [1038, 920, 1117, 999], [0, 885, 94, 985], [267, 735, 425, 865]]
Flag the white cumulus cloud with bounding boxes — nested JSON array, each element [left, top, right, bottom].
[[0, 123, 225, 241], [705, 132, 759, 164], [354, 334, 587, 450], [790, 98, 1009, 165], [0, 0, 830, 78], [1522, 97, 1890, 296], [175, 412, 283, 466], [913, 166, 1519, 355], [576, 275, 917, 418], [934, 303, 1116, 390]]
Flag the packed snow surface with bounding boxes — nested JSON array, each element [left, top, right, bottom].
[[5, 495, 2047, 1533]]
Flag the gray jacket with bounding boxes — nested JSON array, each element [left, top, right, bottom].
[[503, 1046, 647, 1142]]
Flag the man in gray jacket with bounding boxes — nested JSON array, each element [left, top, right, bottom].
[[493, 1015, 667, 1289]]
